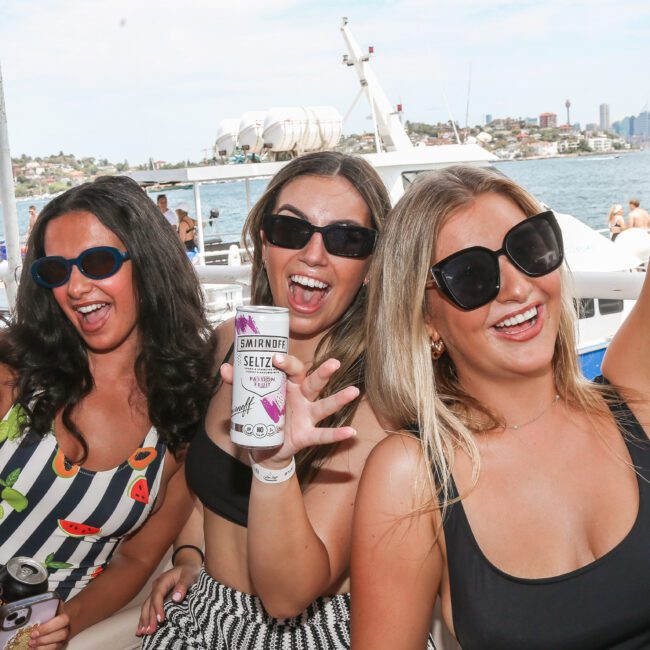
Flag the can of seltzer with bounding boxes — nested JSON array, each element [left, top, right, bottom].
[[230, 306, 289, 448], [0, 557, 49, 605]]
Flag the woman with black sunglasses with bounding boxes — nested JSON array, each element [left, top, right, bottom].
[[352, 165, 650, 648], [138, 151, 420, 649], [0, 176, 216, 648]]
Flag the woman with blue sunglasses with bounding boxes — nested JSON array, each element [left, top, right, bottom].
[[0, 175, 216, 647], [352, 165, 650, 648]]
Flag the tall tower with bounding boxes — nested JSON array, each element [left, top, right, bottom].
[[600, 103, 610, 131], [565, 99, 571, 126]]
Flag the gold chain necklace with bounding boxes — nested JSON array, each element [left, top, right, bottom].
[[504, 394, 560, 431]]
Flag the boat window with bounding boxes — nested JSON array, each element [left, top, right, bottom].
[[598, 299, 624, 316], [574, 298, 595, 319]]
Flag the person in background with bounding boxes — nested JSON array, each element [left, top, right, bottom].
[[175, 202, 198, 258], [607, 203, 626, 241], [138, 151, 424, 649], [352, 165, 650, 648], [27, 205, 38, 235], [627, 198, 650, 229], [156, 194, 177, 228], [0, 176, 216, 647]]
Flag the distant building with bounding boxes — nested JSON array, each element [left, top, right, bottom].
[[539, 112, 557, 128], [524, 117, 539, 127], [613, 117, 634, 138], [599, 103, 610, 131], [485, 114, 493, 125], [531, 141, 558, 156], [635, 111, 650, 138], [557, 139, 579, 153], [587, 137, 613, 152], [585, 123, 600, 133]]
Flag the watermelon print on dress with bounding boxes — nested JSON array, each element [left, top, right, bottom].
[[128, 476, 149, 504], [57, 519, 101, 538]]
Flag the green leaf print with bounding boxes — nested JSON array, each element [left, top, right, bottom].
[[1, 487, 28, 512], [0, 504, 4, 520], [43, 553, 72, 571], [5, 467, 20, 488], [0, 405, 26, 443]]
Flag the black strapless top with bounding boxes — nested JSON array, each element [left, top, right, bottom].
[[185, 424, 251, 527], [442, 383, 650, 649]]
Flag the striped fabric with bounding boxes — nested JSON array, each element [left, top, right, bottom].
[[0, 405, 167, 601], [143, 568, 351, 649], [143, 569, 437, 649]]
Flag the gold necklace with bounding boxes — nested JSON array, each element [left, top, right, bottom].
[[504, 394, 560, 431]]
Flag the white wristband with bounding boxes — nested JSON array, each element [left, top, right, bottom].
[[249, 453, 296, 484]]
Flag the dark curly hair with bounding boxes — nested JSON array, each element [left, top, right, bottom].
[[0, 175, 217, 462]]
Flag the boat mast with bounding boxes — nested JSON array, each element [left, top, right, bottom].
[[0, 62, 21, 311], [340, 18, 413, 153]]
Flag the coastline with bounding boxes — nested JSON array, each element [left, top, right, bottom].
[[500, 148, 641, 163]]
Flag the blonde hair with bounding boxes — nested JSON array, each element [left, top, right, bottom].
[[366, 165, 613, 512], [242, 151, 391, 483], [608, 204, 624, 224]]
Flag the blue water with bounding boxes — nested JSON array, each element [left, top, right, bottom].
[[2, 150, 650, 240], [494, 150, 650, 230], [0, 178, 270, 243]]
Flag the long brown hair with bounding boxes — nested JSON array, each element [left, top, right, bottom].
[[242, 151, 391, 482]]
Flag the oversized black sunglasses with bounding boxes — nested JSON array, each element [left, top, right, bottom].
[[31, 246, 131, 289], [429, 210, 564, 311], [262, 214, 377, 258]]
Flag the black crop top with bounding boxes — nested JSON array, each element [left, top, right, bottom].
[[185, 343, 252, 527], [442, 386, 650, 649], [185, 424, 251, 527]]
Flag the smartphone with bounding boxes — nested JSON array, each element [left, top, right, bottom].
[[0, 592, 60, 649]]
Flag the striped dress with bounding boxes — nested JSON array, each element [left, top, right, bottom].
[[0, 404, 166, 600]]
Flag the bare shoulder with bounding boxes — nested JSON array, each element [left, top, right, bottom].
[[361, 431, 431, 506], [350, 398, 387, 447]]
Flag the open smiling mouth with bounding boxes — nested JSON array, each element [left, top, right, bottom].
[[75, 302, 110, 325], [289, 274, 331, 308], [493, 305, 539, 335]]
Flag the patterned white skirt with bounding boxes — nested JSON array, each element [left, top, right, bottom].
[[141, 568, 352, 649]]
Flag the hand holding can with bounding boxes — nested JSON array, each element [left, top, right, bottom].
[[230, 306, 289, 449]]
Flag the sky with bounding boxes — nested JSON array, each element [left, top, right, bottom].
[[1, 0, 649, 165]]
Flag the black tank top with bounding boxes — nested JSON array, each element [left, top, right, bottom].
[[443, 390, 650, 649], [185, 424, 251, 527], [185, 343, 251, 527]]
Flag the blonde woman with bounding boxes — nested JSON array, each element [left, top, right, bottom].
[[139, 152, 414, 649], [607, 203, 626, 241], [352, 165, 650, 648]]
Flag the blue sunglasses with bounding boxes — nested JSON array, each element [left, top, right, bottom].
[[31, 246, 130, 289]]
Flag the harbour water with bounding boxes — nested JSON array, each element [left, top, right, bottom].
[[2, 149, 649, 241], [494, 149, 650, 230]]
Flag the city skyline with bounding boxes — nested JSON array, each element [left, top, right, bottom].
[[1, 0, 649, 164]]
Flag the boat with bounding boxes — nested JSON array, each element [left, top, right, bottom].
[[126, 19, 646, 381]]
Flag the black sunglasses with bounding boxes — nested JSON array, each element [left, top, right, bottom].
[[31, 246, 131, 289], [429, 211, 564, 311], [262, 214, 377, 258]]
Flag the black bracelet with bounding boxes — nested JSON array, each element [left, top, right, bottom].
[[171, 544, 204, 566]]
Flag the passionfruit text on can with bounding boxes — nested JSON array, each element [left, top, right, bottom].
[[230, 306, 289, 448]]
